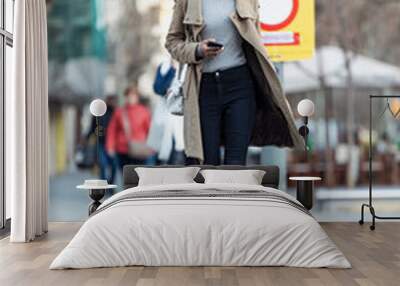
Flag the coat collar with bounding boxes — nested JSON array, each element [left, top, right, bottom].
[[236, 0, 259, 19], [183, 0, 258, 25], [183, 0, 203, 25]]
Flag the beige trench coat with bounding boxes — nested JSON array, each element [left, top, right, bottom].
[[165, 0, 304, 161]]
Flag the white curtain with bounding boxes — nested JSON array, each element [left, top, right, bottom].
[[8, 0, 49, 242]]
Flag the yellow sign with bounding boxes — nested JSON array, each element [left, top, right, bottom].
[[259, 0, 315, 62]]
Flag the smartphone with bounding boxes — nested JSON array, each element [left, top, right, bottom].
[[207, 41, 224, 49]]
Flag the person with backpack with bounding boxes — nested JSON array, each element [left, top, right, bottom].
[[147, 60, 186, 165]]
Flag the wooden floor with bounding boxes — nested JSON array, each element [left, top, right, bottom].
[[0, 222, 399, 286]]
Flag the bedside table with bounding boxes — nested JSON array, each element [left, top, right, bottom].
[[77, 181, 118, 215], [289, 177, 322, 210]]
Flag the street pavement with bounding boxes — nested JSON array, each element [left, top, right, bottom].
[[49, 170, 123, 222]]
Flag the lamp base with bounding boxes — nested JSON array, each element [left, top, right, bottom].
[[299, 126, 309, 137]]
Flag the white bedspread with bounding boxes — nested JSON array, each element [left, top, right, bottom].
[[50, 183, 351, 269]]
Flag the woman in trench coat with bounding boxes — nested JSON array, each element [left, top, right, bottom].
[[165, 0, 303, 164]]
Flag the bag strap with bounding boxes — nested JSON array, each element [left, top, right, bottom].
[[177, 64, 188, 83], [121, 107, 132, 139]]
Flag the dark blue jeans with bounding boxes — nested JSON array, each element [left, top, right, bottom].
[[99, 143, 117, 184], [116, 153, 147, 171], [199, 64, 256, 165]]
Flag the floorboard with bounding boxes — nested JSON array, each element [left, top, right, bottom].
[[0, 222, 398, 286]]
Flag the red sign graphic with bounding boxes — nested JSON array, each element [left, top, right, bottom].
[[260, 0, 299, 31]]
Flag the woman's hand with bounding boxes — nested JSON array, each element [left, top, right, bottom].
[[197, 38, 224, 59]]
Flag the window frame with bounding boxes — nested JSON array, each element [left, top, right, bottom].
[[0, 0, 14, 232]]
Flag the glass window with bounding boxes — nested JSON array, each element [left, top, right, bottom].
[[1, 0, 14, 229], [5, 0, 14, 33], [0, 1, 3, 28], [0, 38, 3, 228], [5, 44, 12, 220]]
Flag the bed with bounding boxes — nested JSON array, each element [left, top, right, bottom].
[[50, 165, 350, 269]]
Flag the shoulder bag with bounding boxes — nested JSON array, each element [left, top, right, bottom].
[[165, 64, 187, 116], [121, 109, 155, 160]]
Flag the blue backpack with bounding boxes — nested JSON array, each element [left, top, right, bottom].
[[153, 64, 176, 96]]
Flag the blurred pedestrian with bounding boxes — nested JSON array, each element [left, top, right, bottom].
[[106, 85, 152, 170], [85, 95, 118, 184], [147, 60, 186, 165], [165, 0, 303, 165]]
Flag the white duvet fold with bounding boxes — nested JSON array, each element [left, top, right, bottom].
[[50, 183, 351, 269]]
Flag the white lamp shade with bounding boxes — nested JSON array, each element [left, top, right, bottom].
[[90, 99, 107, 117], [297, 99, 315, 117]]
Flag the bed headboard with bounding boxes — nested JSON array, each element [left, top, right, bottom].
[[123, 165, 280, 190]]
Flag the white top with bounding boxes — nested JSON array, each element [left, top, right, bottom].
[[289, 177, 322, 181], [201, 0, 247, 72], [146, 100, 185, 161]]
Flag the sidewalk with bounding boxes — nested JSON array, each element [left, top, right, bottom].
[[49, 170, 123, 222]]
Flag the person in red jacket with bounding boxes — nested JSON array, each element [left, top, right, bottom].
[[106, 85, 151, 170]]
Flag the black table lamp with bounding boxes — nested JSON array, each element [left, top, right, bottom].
[[89, 99, 107, 173], [297, 99, 315, 162]]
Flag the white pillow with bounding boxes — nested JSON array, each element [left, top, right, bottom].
[[135, 167, 201, 186], [200, 169, 266, 185]]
